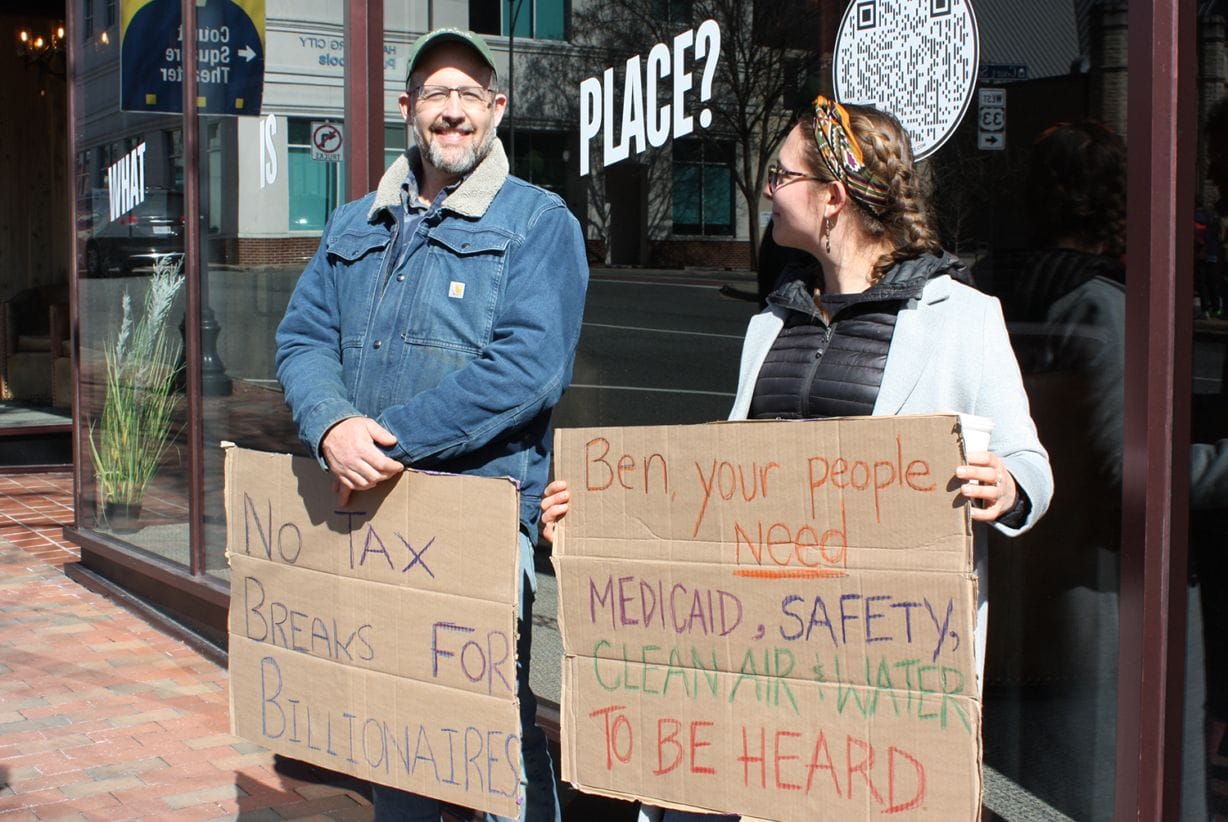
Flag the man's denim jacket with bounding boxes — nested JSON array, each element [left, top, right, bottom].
[[275, 141, 589, 540]]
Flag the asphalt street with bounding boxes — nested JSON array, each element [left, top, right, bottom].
[[555, 268, 1227, 432], [552, 269, 759, 431]]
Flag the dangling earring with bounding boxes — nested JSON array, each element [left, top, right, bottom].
[[822, 216, 832, 254]]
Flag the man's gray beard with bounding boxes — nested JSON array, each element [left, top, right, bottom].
[[425, 127, 497, 175]]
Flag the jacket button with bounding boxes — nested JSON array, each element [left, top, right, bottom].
[[373, 340, 382, 349], [396, 274, 405, 282], [462, 243, 470, 249]]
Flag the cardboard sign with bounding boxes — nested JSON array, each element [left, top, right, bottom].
[[224, 446, 523, 818], [552, 415, 980, 820]]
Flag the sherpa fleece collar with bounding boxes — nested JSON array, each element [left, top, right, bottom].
[[367, 139, 509, 222]]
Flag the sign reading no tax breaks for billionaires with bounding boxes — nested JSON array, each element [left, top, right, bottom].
[[834, 0, 979, 160], [552, 416, 980, 821], [121, 0, 265, 115], [224, 446, 523, 819]]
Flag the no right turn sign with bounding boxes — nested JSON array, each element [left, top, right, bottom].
[[310, 122, 344, 162]]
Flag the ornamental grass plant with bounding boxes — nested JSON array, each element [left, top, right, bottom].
[[89, 255, 185, 518]]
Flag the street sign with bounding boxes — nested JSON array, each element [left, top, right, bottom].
[[310, 122, 344, 163], [120, 0, 265, 116], [979, 63, 1028, 83], [977, 87, 1006, 151]]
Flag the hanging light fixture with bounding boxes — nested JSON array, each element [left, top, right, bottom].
[[15, 22, 66, 78]]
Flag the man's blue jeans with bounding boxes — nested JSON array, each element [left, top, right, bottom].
[[371, 534, 560, 822]]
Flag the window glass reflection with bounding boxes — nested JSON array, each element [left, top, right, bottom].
[[972, 120, 1124, 821], [196, 5, 349, 580], [287, 118, 345, 231], [1190, 92, 1228, 821], [61, 0, 1228, 813], [76, 114, 190, 557]]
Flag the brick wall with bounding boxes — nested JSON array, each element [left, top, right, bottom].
[[648, 239, 753, 270], [212, 237, 322, 267], [584, 238, 607, 264], [1201, 17, 1227, 208], [1091, 3, 1128, 138]]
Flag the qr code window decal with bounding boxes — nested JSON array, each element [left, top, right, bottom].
[[834, 0, 979, 160], [857, 1, 877, 30]]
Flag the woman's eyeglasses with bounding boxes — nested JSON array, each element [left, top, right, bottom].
[[766, 162, 824, 194]]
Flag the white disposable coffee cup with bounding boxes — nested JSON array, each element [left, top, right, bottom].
[[958, 414, 994, 455]]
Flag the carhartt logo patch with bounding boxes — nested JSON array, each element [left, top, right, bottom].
[[448, 281, 466, 299]]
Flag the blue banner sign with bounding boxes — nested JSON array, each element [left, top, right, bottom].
[[120, 0, 265, 115]]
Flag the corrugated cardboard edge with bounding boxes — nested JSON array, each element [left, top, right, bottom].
[[222, 441, 239, 737]]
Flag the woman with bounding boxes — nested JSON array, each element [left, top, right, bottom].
[[543, 97, 1053, 821]]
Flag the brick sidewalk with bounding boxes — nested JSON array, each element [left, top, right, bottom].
[[0, 474, 374, 821], [0, 474, 77, 568]]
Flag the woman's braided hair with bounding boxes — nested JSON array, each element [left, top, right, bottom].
[[798, 103, 942, 279]]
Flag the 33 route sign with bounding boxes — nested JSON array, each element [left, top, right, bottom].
[[977, 87, 1006, 151]]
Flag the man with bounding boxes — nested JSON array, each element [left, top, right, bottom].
[[275, 28, 588, 822]]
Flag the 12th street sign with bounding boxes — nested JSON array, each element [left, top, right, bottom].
[[121, 0, 265, 116]]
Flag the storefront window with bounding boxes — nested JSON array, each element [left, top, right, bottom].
[[672, 139, 734, 235], [195, 5, 350, 581], [365, 12, 1139, 814], [78, 170, 189, 555], [166, 128, 183, 189], [470, 0, 568, 40], [1187, 43, 1228, 818], [385, 123, 405, 167], [73, 0, 190, 554], [206, 122, 223, 234], [653, 0, 692, 23], [60, 0, 1218, 813], [529, 0, 567, 40], [510, 130, 568, 196]]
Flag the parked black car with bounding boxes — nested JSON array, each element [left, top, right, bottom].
[[84, 189, 184, 276]]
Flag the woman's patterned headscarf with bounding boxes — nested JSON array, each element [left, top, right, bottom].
[[812, 95, 891, 217]]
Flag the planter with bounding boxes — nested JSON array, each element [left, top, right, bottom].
[[103, 501, 143, 533], [89, 257, 185, 533]]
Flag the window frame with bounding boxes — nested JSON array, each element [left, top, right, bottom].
[[671, 138, 736, 237], [285, 118, 346, 232], [469, 0, 569, 41]]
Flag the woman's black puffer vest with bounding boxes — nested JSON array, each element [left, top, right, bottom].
[[749, 252, 965, 420]]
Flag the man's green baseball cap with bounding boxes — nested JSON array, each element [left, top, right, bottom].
[[405, 28, 498, 83]]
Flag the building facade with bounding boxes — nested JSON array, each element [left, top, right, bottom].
[[9, 0, 1220, 817]]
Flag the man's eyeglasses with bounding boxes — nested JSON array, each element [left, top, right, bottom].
[[411, 85, 496, 110], [766, 162, 824, 194]]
